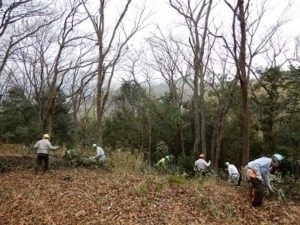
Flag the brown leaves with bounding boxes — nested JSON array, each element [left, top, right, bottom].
[[0, 169, 299, 225]]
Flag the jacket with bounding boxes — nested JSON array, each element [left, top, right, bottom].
[[247, 157, 272, 189], [34, 139, 57, 154]]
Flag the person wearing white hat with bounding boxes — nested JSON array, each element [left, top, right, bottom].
[[225, 162, 240, 186], [90, 144, 106, 161], [156, 154, 175, 169], [246, 153, 284, 206], [33, 134, 59, 173]]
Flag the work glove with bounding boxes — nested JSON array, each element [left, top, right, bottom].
[[268, 185, 274, 193]]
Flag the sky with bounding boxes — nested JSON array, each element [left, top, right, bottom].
[[147, 0, 300, 38], [145, 0, 300, 67], [84, 0, 300, 49], [83, 0, 300, 87]]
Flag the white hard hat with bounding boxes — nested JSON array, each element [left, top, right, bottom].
[[272, 153, 284, 167], [92, 144, 97, 148], [272, 153, 284, 162], [225, 162, 230, 167], [43, 134, 50, 139]]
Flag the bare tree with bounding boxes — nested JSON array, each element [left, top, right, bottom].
[[82, 0, 148, 144], [0, 1, 55, 88], [206, 50, 238, 168], [223, 0, 248, 166], [68, 52, 97, 143], [11, 0, 93, 135], [169, 0, 213, 155], [216, 0, 291, 165], [0, 0, 33, 38], [123, 50, 155, 164], [147, 28, 187, 157]]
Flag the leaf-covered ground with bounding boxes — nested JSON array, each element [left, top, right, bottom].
[[0, 144, 299, 225], [0, 167, 299, 225]]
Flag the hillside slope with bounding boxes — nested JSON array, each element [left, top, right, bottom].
[[0, 168, 299, 225]]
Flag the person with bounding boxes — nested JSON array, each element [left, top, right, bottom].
[[194, 153, 211, 176], [33, 134, 59, 174], [245, 153, 284, 206], [156, 154, 175, 168], [225, 162, 240, 186], [90, 144, 106, 161]]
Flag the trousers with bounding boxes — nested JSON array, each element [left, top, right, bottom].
[[35, 153, 49, 173]]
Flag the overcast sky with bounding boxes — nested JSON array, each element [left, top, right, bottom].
[[87, 0, 300, 86], [149, 0, 300, 35], [145, 0, 300, 66]]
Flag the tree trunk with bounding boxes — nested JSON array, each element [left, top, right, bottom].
[[199, 68, 206, 154], [148, 120, 152, 165], [211, 109, 226, 169], [169, 0, 213, 155], [240, 80, 249, 165], [96, 87, 104, 145], [95, 16, 105, 145], [238, 0, 249, 166], [177, 122, 185, 157], [192, 81, 201, 153]]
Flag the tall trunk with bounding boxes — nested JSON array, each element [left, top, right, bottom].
[[40, 95, 55, 135], [199, 68, 206, 154], [177, 122, 185, 157], [211, 110, 226, 169], [192, 72, 201, 153], [96, 87, 104, 145], [210, 79, 237, 168], [169, 0, 213, 155], [198, 0, 213, 155], [214, 116, 226, 169], [238, 0, 249, 166], [46, 114, 53, 137], [141, 123, 146, 161], [241, 80, 249, 165], [95, 2, 105, 145], [148, 120, 152, 165]]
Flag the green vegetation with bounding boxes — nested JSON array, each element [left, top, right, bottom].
[[0, 67, 299, 203], [1, 67, 300, 164], [168, 175, 187, 185]]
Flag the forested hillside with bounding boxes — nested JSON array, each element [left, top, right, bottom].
[[1, 1, 300, 170], [1, 1, 300, 223], [0, 145, 299, 225]]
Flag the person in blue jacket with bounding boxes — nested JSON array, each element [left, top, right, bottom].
[[246, 154, 284, 206]]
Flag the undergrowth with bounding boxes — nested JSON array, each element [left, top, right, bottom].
[[1, 144, 299, 204]]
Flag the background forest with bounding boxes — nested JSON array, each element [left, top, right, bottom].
[[0, 0, 300, 170]]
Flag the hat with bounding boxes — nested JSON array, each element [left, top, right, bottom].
[[92, 144, 97, 148], [199, 154, 205, 158], [272, 153, 284, 167], [43, 134, 50, 139], [225, 162, 230, 167]]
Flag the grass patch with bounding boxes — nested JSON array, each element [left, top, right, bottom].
[[168, 175, 187, 185], [110, 150, 152, 174], [133, 177, 164, 197]]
